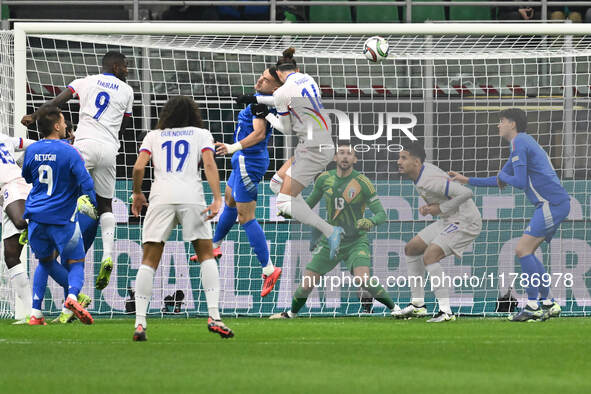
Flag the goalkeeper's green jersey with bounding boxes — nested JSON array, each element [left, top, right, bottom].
[[306, 169, 387, 242]]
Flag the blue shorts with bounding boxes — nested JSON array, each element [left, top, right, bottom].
[[28, 220, 86, 261], [524, 199, 570, 242], [227, 153, 269, 203]]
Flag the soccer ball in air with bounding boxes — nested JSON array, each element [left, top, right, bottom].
[[363, 36, 389, 63]]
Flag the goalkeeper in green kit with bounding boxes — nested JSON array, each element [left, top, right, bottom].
[[270, 145, 399, 319]]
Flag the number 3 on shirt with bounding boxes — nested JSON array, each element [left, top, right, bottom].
[[162, 140, 189, 172], [93, 91, 110, 120]]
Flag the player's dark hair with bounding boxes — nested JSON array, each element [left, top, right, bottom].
[[268, 66, 282, 85], [276, 47, 297, 71], [404, 140, 426, 163], [500, 108, 527, 133], [102, 51, 126, 71], [156, 96, 203, 129], [37, 105, 62, 137]]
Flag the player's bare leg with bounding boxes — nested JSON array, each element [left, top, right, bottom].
[[277, 174, 344, 259], [193, 239, 233, 338], [95, 195, 115, 290], [392, 236, 429, 319], [270, 270, 322, 319], [3, 200, 32, 323]]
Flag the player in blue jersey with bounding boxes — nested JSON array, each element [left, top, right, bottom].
[[192, 68, 283, 297], [450, 108, 569, 322], [22, 106, 97, 325]]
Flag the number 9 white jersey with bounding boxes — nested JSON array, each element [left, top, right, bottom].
[[139, 127, 215, 206], [67, 73, 134, 151]]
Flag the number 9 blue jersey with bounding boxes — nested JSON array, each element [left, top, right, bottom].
[[22, 139, 95, 225]]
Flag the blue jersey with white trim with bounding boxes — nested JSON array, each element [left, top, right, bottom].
[[234, 94, 275, 158], [503, 133, 570, 206], [22, 139, 95, 225]]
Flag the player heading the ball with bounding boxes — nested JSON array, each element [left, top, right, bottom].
[[22, 51, 134, 292], [131, 96, 233, 341], [237, 47, 345, 260]]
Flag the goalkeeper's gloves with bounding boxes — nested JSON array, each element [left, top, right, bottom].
[[251, 103, 269, 119], [19, 228, 28, 246], [236, 94, 257, 106], [77, 194, 98, 220], [356, 218, 375, 231]]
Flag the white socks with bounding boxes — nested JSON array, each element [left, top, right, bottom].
[[406, 254, 425, 306], [262, 260, 275, 276], [269, 173, 283, 195], [100, 212, 116, 261], [200, 259, 221, 320], [527, 300, 539, 310], [134, 264, 155, 328], [277, 193, 333, 237], [8, 264, 32, 317], [425, 263, 451, 314]]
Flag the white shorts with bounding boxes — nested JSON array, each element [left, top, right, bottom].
[[2, 178, 31, 208], [74, 138, 117, 199], [417, 219, 481, 258], [142, 204, 213, 244], [290, 143, 335, 187]]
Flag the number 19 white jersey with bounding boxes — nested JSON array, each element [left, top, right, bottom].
[[139, 127, 215, 206], [68, 73, 134, 151]]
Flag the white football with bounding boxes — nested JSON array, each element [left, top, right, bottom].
[[363, 36, 389, 63]]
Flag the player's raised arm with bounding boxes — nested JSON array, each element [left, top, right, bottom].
[[215, 110, 268, 155], [201, 149, 222, 221], [21, 89, 73, 126]]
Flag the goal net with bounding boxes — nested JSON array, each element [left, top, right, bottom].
[[1, 23, 590, 318]]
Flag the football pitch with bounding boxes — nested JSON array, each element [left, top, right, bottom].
[[1, 317, 590, 394]]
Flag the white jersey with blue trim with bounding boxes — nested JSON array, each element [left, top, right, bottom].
[[0, 134, 35, 188], [273, 71, 333, 146], [67, 73, 134, 151], [507, 133, 570, 206], [415, 162, 481, 224], [139, 127, 215, 205]]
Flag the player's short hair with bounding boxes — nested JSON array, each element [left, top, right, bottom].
[[500, 108, 527, 132], [102, 51, 126, 70], [156, 96, 203, 129], [276, 47, 297, 72], [403, 140, 426, 163], [268, 66, 282, 84], [37, 105, 62, 137]]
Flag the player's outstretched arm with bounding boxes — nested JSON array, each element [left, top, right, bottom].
[[131, 151, 150, 217], [201, 150, 222, 221], [215, 113, 268, 155], [449, 171, 499, 188], [21, 89, 73, 126]]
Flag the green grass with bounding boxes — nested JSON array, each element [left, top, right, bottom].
[[1, 317, 590, 393]]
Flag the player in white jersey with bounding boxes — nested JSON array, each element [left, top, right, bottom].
[[393, 141, 482, 322], [0, 133, 35, 323], [130, 96, 233, 341], [22, 51, 134, 291], [237, 48, 344, 259]]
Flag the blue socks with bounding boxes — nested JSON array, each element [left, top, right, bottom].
[[67, 262, 84, 298], [243, 219, 270, 268], [519, 254, 540, 302], [213, 204, 238, 244], [32, 263, 50, 310]]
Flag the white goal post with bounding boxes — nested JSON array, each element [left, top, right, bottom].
[[2, 22, 591, 318]]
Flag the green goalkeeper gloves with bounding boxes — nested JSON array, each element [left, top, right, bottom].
[[356, 218, 375, 231]]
